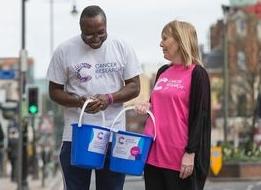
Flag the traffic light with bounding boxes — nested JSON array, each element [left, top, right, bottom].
[[27, 87, 39, 115]]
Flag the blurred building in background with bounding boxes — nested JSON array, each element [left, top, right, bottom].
[[0, 57, 34, 177], [205, 1, 261, 146]]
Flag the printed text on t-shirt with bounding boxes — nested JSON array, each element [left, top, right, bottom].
[[154, 77, 185, 91]]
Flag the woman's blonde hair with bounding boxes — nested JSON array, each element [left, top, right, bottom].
[[162, 20, 202, 66]]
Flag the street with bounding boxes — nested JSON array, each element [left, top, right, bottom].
[[1, 171, 261, 190], [121, 178, 261, 190], [52, 172, 261, 190], [82, 174, 261, 190], [204, 180, 261, 190]]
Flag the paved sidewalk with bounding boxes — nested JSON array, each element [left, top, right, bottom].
[[1, 171, 143, 190], [0, 173, 63, 190]]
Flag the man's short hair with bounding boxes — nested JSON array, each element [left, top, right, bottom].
[[80, 5, 106, 25]]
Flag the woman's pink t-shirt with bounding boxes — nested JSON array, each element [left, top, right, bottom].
[[144, 64, 195, 171]]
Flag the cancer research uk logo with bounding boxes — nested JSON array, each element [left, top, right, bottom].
[[154, 78, 185, 91], [73, 63, 92, 82], [118, 136, 125, 144], [95, 62, 119, 74], [97, 132, 104, 140]]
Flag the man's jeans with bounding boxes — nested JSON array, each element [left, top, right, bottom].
[[60, 142, 125, 190]]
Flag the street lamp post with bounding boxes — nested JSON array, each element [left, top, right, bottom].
[[49, 0, 78, 56], [18, 0, 29, 189], [222, 5, 230, 143], [71, 0, 78, 16], [17, 1, 78, 189]]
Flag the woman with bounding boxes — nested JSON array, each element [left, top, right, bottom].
[[136, 20, 211, 190]]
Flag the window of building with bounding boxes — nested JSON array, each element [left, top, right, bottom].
[[257, 20, 261, 41], [237, 94, 247, 116], [236, 19, 247, 37], [237, 51, 247, 70]]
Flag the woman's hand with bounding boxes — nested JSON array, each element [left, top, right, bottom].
[[179, 152, 195, 179], [135, 102, 151, 114]]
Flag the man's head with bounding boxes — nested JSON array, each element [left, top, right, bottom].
[[80, 5, 107, 49]]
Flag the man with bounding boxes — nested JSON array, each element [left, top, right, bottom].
[[47, 5, 141, 190]]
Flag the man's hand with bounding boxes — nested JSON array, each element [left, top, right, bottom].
[[94, 94, 110, 111], [79, 96, 102, 114], [179, 152, 195, 179], [79, 94, 110, 114]]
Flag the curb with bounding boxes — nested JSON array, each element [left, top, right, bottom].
[[207, 177, 261, 182], [125, 176, 261, 182]]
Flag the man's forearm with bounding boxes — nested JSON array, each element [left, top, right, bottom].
[[50, 89, 82, 108], [49, 81, 83, 108], [111, 76, 140, 103]]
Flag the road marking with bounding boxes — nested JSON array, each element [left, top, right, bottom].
[[256, 181, 261, 186], [247, 184, 254, 190]]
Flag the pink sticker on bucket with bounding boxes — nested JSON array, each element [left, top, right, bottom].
[[130, 146, 140, 156]]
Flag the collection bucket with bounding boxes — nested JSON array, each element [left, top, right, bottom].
[[109, 106, 156, 176], [71, 99, 111, 169]]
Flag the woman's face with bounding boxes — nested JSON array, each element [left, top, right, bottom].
[[160, 33, 180, 61]]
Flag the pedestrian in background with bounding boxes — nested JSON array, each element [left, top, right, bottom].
[[47, 5, 141, 190], [0, 123, 5, 177], [135, 20, 211, 190], [7, 121, 19, 182]]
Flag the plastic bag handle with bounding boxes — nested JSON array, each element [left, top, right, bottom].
[[111, 106, 156, 141], [78, 98, 105, 127]]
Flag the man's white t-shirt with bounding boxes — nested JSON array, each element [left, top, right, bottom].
[[47, 35, 142, 141]]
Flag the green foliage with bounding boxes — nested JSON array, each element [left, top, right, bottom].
[[222, 142, 261, 162]]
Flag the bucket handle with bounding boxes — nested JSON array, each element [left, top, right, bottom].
[[78, 98, 105, 128], [110, 106, 156, 141]]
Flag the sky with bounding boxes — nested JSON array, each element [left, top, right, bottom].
[[0, 0, 229, 78]]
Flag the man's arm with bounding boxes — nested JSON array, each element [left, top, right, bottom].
[[112, 75, 140, 103], [49, 81, 84, 108]]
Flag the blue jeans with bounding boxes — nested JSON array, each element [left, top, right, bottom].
[[59, 142, 125, 190]]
